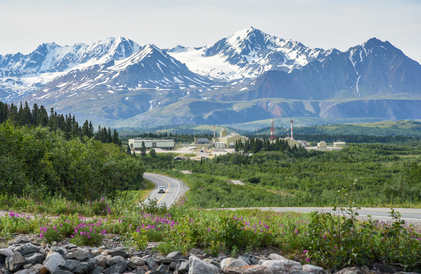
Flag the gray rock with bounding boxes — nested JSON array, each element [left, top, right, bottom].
[[23, 263, 32, 269], [0, 248, 13, 257], [130, 256, 145, 266], [128, 260, 137, 268], [224, 265, 272, 274], [73, 258, 96, 274], [166, 251, 182, 259], [90, 249, 101, 257], [188, 255, 221, 274], [178, 261, 189, 274], [90, 266, 104, 274], [227, 259, 248, 268], [268, 254, 288, 261], [16, 239, 31, 245], [104, 261, 127, 274], [27, 263, 43, 274], [262, 260, 286, 274], [24, 253, 45, 264], [94, 254, 111, 268], [221, 258, 236, 270], [107, 255, 125, 266], [52, 247, 67, 256], [52, 270, 74, 274], [169, 261, 177, 271], [20, 244, 41, 256], [68, 249, 91, 261], [302, 264, 324, 274], [334, 267, 363, 274], [15, 269, 30, 274], [108, 249, 127, 258], [204, 259, 220, 268], [162, 257, 174, 264], [43, 252, 65, 273], [58, 259, 81, 271], [134, 267, 146, 274], [64, 244, 77, 249], [145, 257, 159, 270], [6, 251, 26, 272]]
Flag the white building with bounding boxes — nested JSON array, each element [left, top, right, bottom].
[[128, 139, 175, 152]]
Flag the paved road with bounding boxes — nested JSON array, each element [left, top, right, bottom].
[[223, 207, 421, 225], [143, 173, 189, 208]]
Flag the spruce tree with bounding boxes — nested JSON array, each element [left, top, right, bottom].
[[141, 141, 146, 156]]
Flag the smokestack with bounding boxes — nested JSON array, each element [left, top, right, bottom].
[[290, 119, 293, 140], [214, 125, 215, 138]]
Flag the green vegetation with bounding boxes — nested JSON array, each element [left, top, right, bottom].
[[1, 107, 421, 271]]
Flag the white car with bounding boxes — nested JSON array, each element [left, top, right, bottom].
[[158, 186, 166, 194]]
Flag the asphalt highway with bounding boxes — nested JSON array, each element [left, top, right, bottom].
[[142, 173, 189, 208]]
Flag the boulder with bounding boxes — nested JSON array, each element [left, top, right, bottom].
[[58, 259, 81, 271], [72, 258, 96, 274], [226, 259, 248, 269], [261, 260, 286, 274], [224, 265, 272, 274], [67, 249, 91, 261], [42, 252, 65, 274], [334, 267, 363, 274], [108, 249, 127, 258], [6, 251, 26, 272], [104, 261, 127, 274], [188, 255, 221, 274], [145, 257, 159, 270], [107, 255, 125, 266], [302, 264, 324, 274], [268, 254, 288, 261], [179, 260, 189, 274], [131, 256, 146, 266], [166, 251, 182, 259], [19, 244, 41, 256], [24, 253, 45, 264], [221, 258, 236, 269]]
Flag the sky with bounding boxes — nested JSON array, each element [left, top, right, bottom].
[[1, 0, 420, 64]]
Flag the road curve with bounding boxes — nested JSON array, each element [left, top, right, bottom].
[[143, 173, 189, 208]]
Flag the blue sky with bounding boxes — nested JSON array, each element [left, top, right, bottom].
[[1, 0, 420, 63]]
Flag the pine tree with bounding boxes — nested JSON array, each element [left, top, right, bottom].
[[141, 141, 147, 156]]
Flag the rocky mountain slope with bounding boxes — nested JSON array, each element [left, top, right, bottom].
[[1, 27, 420, 127]]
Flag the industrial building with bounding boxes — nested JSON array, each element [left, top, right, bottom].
[[212, 128, 248, 148], [128, 139, 175, 152], [194, 138, 210, 145]]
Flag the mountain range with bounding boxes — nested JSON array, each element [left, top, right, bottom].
[[1, 27, 420, 127]]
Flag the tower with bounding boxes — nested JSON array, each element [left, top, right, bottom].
[[270, 119, 276, 141], [290, 119, 294, 140]]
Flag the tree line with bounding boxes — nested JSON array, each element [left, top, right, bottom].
[[0, 101, 120, 145]]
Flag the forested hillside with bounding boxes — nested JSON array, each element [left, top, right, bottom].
[[0, 101, 144, 202]]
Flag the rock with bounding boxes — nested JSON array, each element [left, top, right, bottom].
[[261, 260, 286, 274], [178, 261, 189, 274], [221, 258, 236, 270], [58, 260, 81, 271], [64, 244, 77, 249], [16, 239, 31, 245], [169, 262, 177, 271], [302, 264, 324, 274], [107, 255, 125, 266], [14, 269, 29, 274], [145, 257, 159, 270], [104, 261, 127, 274], [72, 258, 96, 274], [28, 263, 43, 274], [268, 254, 288, 261], [204, 259, 220, 268], [24, 253, 45, 264], [371, 263, 398, 274], [0, 248, 13, 258], [94, 254, 111, 268], [20, 244, 41, 256], [6, 251, 26, 272], [134, 267, 146, 274], [266, 260, 303, 272], [162, 257, 174, 264], [108, 249, 127, 258], [51, 247, 66, 256], [90, 249, 101, 257], [52, 270, 73, 274], [188, 255, 221, 274], [166, 251, 182, 259], [42, 252, 65, 274], [224, 265, 272, 274], [68, 249, 91, 261], [131, 256, 145, 266], [227, 259, 248, 268], [90, 266, 104, 274], [334, 267, 363, 274]]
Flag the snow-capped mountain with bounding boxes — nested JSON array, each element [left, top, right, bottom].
[[167, 27, 331, 80], [1, 27, 420, 127], [33, 44, 212, 100], [0, 37, 140, 102]]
